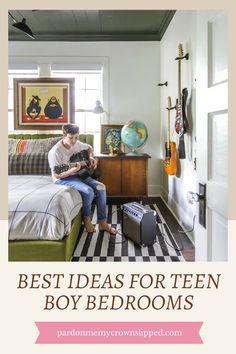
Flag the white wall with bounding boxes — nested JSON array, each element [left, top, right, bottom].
[[160, 10, 197, 239], [9, 41, 161, 196]]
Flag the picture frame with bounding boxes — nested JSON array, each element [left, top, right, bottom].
[[100, 124, 124, 154], [14, 78, 75, 130]]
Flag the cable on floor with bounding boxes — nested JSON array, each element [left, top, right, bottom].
[[156, 223, 184, 252], [177, 215, 196, 233], [156, 213, 196, 252], [108, 207, 127, 244]]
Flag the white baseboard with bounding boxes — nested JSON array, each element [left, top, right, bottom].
[[148, 184, 161, 197]]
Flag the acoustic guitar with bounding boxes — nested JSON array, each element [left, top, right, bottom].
[[164, 96, 177, 176], [54, 150, 99, 179], [175, 43, 189, 159]]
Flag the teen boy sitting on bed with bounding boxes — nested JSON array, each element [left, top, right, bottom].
[[48, 124, 117, 235]]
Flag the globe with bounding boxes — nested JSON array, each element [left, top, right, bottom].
[[121, 120, 148, 154]]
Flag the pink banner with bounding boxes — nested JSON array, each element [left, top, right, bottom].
[[35, 321, 203, 344]]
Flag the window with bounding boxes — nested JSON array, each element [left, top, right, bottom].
[[8, 66, 103, 153], [52, 69, 103, 153], [8, 69, 39, 131]]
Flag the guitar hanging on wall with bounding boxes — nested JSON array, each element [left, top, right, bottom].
[[175, 43, 189, 159], [164, 96, 177, 176]]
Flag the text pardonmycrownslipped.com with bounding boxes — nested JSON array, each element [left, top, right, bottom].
[[56, 328, 183, 339]]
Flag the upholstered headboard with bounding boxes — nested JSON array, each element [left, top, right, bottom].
[[8, 133, 94, 146], [8, 133, 94, 175]]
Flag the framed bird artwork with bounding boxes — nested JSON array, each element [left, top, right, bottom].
[[13, 78, 75, 130]]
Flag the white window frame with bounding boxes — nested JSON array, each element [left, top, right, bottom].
[[8, 59, 109, 151]]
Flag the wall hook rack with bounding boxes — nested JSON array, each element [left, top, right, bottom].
[[157, 81, 168, 87], [175, 53, 189, 61]]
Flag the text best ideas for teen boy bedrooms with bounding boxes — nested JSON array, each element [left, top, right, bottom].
[[16, 272, 221, 311]]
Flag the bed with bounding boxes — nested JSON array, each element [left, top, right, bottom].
[[8, 133, 93, 262]]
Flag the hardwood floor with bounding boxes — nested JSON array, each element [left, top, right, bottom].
[[153, 197, 195, 261]]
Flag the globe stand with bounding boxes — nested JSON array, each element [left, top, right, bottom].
[[126, 148, 144, 156]]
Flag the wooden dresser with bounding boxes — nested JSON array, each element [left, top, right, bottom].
[[95, 153, 151, 197]]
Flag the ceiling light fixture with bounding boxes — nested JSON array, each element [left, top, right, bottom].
[[8, 11, 35, 40]]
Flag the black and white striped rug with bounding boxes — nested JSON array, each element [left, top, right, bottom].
[[72, 204, 185, 262]]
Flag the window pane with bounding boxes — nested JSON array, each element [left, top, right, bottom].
[[75, 112, 85, 132], [85, 74, 101, 89], [86, 113, 101, 132], [49, 69, 102, 148], [76, 90, 86, 109], [75, 75, 86, 90], [53, 72, 75, 78], [84, 89, 100, 108]]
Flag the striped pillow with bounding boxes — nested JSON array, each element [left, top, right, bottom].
[[8, 137, 61, 154], [8, 153, 51, 175]]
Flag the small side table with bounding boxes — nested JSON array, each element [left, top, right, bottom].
[[95, 153, 151, 197]]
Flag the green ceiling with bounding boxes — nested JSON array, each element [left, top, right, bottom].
[[8, 10, 176, 41]]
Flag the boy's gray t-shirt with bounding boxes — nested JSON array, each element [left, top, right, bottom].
[[48, 139, 89, 182]]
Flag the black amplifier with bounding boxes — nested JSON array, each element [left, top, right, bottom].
[[121, 202, 157, 246]]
